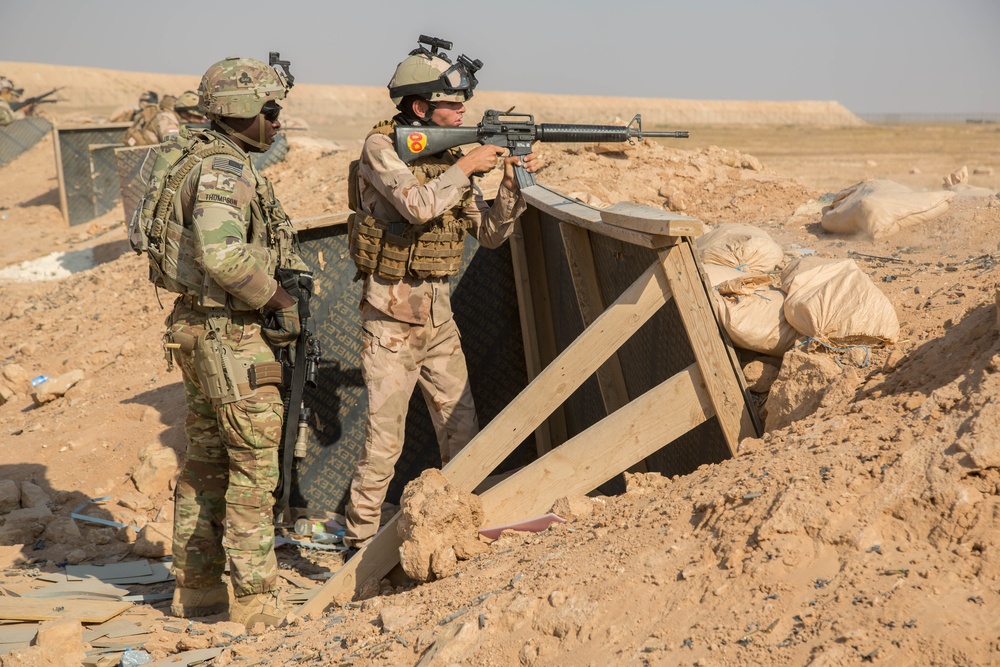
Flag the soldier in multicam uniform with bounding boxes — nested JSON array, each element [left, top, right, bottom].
[[0, 78, 24, 126], [342, 36, 538, 551], [163, 57, 306, 629]]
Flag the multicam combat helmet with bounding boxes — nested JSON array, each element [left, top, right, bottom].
[[199, 57, 287, 119], [388, 35, 481, 106], [173, 90, 203, 114]]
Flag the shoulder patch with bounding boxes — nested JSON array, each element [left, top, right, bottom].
[[212, 156, 244, 177]]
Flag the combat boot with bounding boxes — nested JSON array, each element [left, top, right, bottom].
[[170, 584, 229, 618], [230, 590, 287, 630]]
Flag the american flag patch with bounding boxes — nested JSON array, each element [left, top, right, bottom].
[[213, 156, 244, 177]]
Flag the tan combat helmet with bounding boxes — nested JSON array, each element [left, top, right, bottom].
[[199, 57, 287, 119], [388, 35, 482, 106], [0, 78, 23, 101]]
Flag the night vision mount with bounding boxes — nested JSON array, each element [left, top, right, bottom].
[[269, 51, 294, 89]]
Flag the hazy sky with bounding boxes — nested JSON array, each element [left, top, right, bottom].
[[2, 0, 998, 115]]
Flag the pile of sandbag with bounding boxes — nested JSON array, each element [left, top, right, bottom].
[[819, 178, 953, 239], [699, 223, 899, 358]]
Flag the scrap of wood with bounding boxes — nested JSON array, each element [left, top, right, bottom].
[[479, 513, 565, 540], [0, 546, 27, 570], [22, 579, 129, 600], [0, 598, 130, 623]]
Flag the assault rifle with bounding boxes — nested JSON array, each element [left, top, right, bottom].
[[11, 87, 62, 112], [271, 268, 321, 521], [394, 109, 689, 188]]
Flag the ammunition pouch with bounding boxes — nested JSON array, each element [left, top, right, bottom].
[[190, 330, 283, 406]]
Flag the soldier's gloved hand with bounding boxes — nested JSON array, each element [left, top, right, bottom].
[[262, 298, 300, 347]]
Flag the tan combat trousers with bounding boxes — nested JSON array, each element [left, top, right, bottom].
[[344, 302, 479, 547]]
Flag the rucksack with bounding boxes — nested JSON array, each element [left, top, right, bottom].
[[123, 105, 160, 147], [128, 129, 246, 294]]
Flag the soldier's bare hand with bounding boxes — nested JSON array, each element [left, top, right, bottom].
[[501, 152, 539, 190], [457, 144, 505, 177]]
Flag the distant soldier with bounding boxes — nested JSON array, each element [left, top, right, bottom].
[[0, 78, 25, 126], [173, 90, 207, 124], [141, 90, 208, 143], [122, 91, 165, 145]]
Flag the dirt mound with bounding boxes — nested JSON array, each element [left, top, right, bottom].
[[0, 61, 865, 138]]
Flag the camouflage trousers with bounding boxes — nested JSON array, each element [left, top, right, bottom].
[[344, 301, 479, 547], [167, 301, 282, 597]]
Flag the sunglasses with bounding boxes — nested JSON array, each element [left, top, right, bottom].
[[261, 105, 281, 122]]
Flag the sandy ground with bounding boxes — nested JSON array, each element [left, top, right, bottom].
[[1, 63, 1000, 666]]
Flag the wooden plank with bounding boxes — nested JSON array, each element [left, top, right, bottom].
[[520, 206, 568, 452], [508, 218, 554, 457], [292, 211, 350, 232], [522, 185, 675, 249], [559, 223, 632, 414], [0, 599, 130, 623], [599, 201, 704, 238], [559, 222, 646, 473], [52, 126, 69, 225], [658, 243, 759, 453], [480, 363, 713, 524], [297, 257, 673, 613]]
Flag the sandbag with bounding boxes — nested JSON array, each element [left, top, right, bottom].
[[781, 257, 899, 347], [716, 286, 801, 356], [820, 179, 953, 239], [703, 262, 773, 295], [696, 223, 785, 273]]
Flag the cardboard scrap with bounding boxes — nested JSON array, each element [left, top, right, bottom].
[[82, 618, 150, 643], [0, 622, 38, 644], [479, 513, 566, 540], [22, 578, 130, 600], [65, 560, 153, 582], [150, 647, 224, 666]]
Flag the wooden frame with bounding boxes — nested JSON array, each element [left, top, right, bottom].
[[295, 185, 760, 616]]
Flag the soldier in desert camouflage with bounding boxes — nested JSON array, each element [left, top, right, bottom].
[[0, 78, 24, 126], [159, 57, 306, 629], [139, 91, 206, 144], [342, 36, 538, 552]]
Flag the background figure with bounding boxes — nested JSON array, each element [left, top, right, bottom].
[[342, 35, 538, 551], [0, 78, 25, 126], [148, 56, 306, 630]]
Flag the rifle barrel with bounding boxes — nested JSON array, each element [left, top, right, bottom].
[[535, 124, 688, 142]]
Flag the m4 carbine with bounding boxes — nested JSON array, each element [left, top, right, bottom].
[[11, 87, 62, 113], [393, 109, 689, 188]]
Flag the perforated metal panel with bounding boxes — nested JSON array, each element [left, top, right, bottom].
[[0, 117, 51, 167], [289, 224, 534, 514], [54, 123, 131, 226]]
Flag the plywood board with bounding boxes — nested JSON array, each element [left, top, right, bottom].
[[0, 598, 130, 623]]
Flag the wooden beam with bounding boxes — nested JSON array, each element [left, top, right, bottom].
[[558, 222, 646, 472], [297, 256, 673, 612], [508, 218, 554, 457], [519, 206, 567, 452], [52, 126, 69, 225], [480, 363, 712, 524], [657, 243, 759, 453], [522, 185, 675, 249], [599, 201, 704, 238], [292, 211, 350, 232]]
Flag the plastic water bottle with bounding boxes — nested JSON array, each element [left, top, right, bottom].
[[30, 375, 48, 387], [293, 519, 325, 537], [120, 648, 153, 667]]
